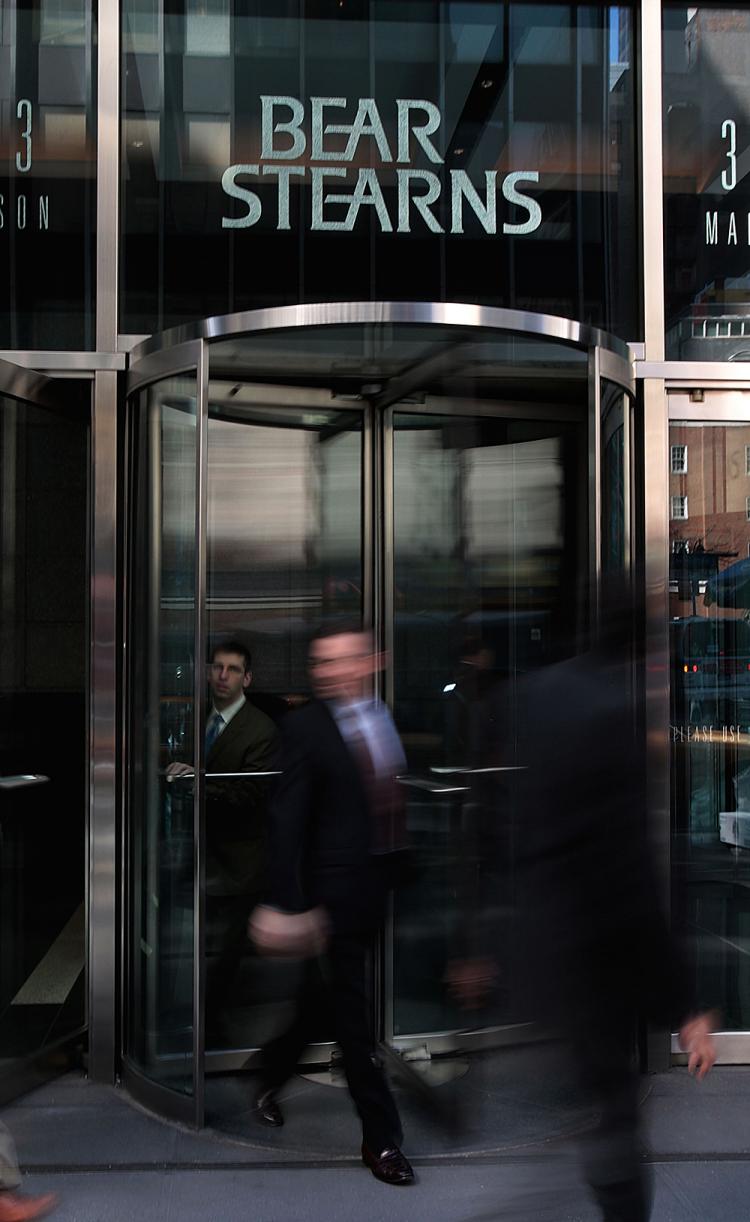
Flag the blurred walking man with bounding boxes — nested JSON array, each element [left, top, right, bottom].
[[507, 590, 716, 1221], [249, 624, 413, 1186]]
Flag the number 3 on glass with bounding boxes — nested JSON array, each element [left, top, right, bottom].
[[722, 118, 737, 192], [16, 99, 32, 173]]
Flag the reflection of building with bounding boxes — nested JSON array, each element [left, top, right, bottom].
[[669, 424, 750, 607]]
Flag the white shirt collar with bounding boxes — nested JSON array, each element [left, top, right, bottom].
[[210, 693, 246, 729]]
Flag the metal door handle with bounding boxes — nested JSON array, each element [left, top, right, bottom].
[[164, 770, 282, 781], [396, 774, 469, 794], [429, 766, 527, 774], [0, 774, 50, 790]]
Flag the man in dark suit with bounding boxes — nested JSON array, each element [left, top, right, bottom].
[[499, 594, 715, 1221], [249, 624, 414, 1187], [168, 639, 279, 1041]]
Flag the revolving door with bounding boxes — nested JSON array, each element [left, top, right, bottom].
[[123, 302, 635, 1126]]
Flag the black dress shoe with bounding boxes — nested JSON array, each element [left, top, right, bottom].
[[361, 1143, 415, 1185], [254, 1088, 284, 1127]]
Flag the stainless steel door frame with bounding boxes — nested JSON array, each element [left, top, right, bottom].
[[123, 304, 636, 1109], [122, 346, 204, 1125], [128, 302, 634, 392]]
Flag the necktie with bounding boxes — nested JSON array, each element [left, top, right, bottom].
[[344, 708, 406, 856], [205, 711, 224, 755]]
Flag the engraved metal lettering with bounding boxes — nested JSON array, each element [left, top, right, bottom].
[[451, 170, 497, 234], [261, 95, 306, 160], [221, 165, 262, 228], [502, 172, 542, 235], [397, 100, 443, 164], [397, 170, 443, 233], [262, 165, 304, 229], [311, 97, 349, 161], [311, 166, 348, 230]]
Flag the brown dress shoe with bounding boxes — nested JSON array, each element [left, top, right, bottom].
[[0, 1191, 58, 1222], [254, 1088, 284, 1127], [361, 1143, 415, 1185]]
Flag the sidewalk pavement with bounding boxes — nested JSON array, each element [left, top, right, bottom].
[[2, 1065, 749, 1221]]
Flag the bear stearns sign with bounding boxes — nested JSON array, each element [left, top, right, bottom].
[[220, 96, 542, 237]]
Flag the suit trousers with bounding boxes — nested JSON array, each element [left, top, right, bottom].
[[0, 1123, 21, 1192], [262, 931, 402, 1152], [571, 1017, 651, 1222]]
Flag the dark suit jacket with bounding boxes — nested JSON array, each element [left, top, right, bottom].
[[265, 699, 387, 934], [205, 699, 279, 896], [509, 649, 692, 1028]]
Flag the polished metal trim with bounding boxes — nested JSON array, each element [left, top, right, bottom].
[[129, 302, 632, 368], [642, 377, 671, 1070], [371, 340, 470, 411], [362, 405, 374, 636], [0, 358, 72, 410], [667, 390, 750, 422], [0, 775, 49, 789], [671, 1032, 750, 1066], [192, 345, 209, 1127], [204, 1041, 336, 1075], [381, 405, 395, 1046], [202, 1025, 543, 1075], [208, 382, 367, 413], [7, 0, 18, 350], [119, 391, 134, 1092], [0, 352, 125, 372], [638, 362, 750, 383], [165, 771, 282, 781], [96, 0, 120, 352], [588, 348, 602, 628], [395, 394, 584, 423], [391, 1023, 539, 1057], [127, 341, 204, 396], [143, 394, 163, 1075], [623, 390, 632, 575], [88, 370, 119, 1083], [119, 335, 151, 353], [121, 1059, 196, 1126], [640, 0, 665, 361], [599, 346, 635, 396], [382, 409, 394, 711]]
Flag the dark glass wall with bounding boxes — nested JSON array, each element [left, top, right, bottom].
[[0, 0, 96, 349], [121, 0, 639, 339], [668, 421, 750, 1027]]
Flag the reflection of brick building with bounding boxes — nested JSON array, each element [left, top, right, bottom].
[[669, 423, 750, 615]]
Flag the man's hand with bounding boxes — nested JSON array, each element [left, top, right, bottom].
[[679, 1011, 718, 1080], [248, 904, 329, 958], [165, 762, 194, 779]]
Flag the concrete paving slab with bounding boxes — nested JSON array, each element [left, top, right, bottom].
[[642, 1068, 750, 1156], [15, 1164, 600, 1222], [17, 1160, 750, 1222]]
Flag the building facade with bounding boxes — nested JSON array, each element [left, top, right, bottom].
[[2, 0, 750, 1125]]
